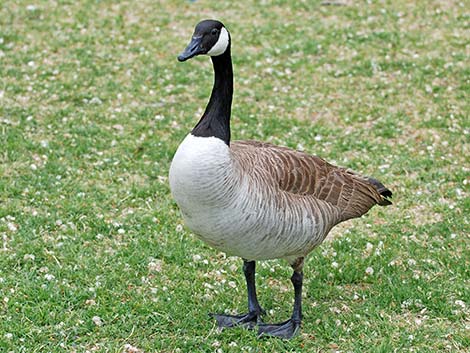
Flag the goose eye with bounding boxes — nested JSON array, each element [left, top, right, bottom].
[[211, 28, 218, 36]]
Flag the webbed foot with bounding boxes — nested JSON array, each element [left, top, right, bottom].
[[210, 311, 263, 329], [258, 318, 301, 339]]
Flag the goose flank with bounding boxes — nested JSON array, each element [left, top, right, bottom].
[[169, 19, 392, 339]]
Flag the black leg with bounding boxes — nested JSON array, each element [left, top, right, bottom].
[[244, 260, 265, 316], [291, 271, 303, 324], [210, 260, 264, 329], [258, 258, 304, 339]]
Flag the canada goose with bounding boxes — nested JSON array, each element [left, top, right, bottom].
[[169, 19, 392, 339]]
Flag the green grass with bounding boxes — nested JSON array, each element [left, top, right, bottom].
[[1, 0, 469, 352]]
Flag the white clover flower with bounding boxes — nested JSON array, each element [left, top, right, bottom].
[[89, 97, 102, 105], [7, 223, 18, 232], [44, 274, 55, 281], [123, 344, 142, 353], [85, 299, 96, 306], [92, 316, 103, 326], [148, 260, 162, 272], [365, 267, 374, 276], [157, 175, 167, 183], [23, 254, 35, 261]]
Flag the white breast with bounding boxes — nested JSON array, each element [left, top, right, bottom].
[[169, 134, 328, 261], [169, 134, 233, 206]]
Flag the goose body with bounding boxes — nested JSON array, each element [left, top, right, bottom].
[[169, 19, 392, 339], [170, 135, 338, 262]]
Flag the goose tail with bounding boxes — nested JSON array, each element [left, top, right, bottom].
[[367, 177, 393, 206]]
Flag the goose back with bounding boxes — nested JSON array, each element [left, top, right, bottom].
[[231, 140, 390, 222]]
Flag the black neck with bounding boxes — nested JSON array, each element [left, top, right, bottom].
[[191, 48, 233, 145]]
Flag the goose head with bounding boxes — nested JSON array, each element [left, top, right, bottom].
[[178, 20, 230, 62]]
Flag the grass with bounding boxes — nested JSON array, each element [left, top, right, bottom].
[[0, 0, 468, 351]]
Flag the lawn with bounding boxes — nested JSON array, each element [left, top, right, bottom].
[[0, 0, 469, 352]]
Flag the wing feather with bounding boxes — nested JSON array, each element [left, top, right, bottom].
[[231, 140, 391, 222]]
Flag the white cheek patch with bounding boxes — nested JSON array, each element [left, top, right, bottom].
[[207, 27, 229, 56]]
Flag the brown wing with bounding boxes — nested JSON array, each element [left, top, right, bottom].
[[231, 140, 391, 221]]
